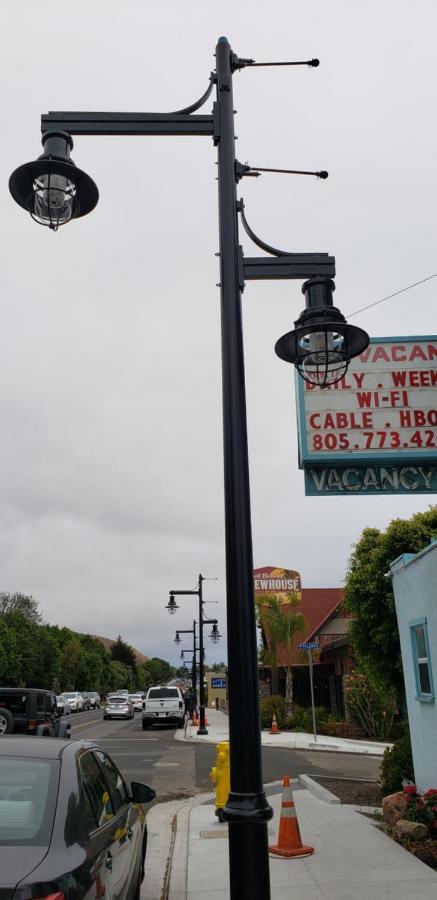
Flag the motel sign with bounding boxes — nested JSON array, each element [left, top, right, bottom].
[[295, 336, 437, 495]]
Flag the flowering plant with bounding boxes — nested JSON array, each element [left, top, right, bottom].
[[344, 670, 397, 739], [402, 785, 437, 826]]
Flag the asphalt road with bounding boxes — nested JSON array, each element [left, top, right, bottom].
[[68, 709, 382, 800]]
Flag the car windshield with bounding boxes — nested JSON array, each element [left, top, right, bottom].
[[61, 693, 76, 699], [0, 757, 59, 845], [108, 697, 127, 704], [148, 688, 179, 699]]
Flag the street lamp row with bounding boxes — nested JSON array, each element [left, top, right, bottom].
[[166, 573, 219, 735], [8, 37, 370, 900]]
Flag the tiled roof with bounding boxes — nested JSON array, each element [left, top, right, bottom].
[[261, 588, 344, 666]]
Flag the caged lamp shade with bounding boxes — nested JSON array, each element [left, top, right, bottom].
[[9, 132, 98, 230], [275, 278, 369, 388]]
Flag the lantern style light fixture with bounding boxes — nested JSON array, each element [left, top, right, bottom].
[[275, 277, 369, 387], [210, 623, 221, 644], [9, 131, 98, 230], [174, 632, 181, 645], [166, 593, 179, 615]]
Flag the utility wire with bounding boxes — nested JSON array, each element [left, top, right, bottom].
[[347, 273, 437, 318]]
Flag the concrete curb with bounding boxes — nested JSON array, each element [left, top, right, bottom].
[[141, 792, 214, 900], [298, 773, 341, 804]]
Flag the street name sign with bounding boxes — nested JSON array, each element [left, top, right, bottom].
[[295, 336, 437, 495], [298, 642, 320, 650]]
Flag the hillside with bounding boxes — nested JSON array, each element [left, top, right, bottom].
[[84, 633, 149, 666]]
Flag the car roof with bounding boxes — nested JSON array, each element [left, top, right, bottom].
[[0, 736, 100, 760], [0, 687, 53, 694]]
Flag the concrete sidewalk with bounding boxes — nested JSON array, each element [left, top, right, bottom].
[[175, 708, 390, 756], [144, 782, 437, 899]]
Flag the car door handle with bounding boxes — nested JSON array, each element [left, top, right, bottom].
[[105, 851, 113, 871]]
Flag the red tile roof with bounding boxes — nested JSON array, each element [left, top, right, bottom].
[[261, 588, 344, 666]]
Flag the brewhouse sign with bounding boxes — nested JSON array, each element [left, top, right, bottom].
[[295, 336, 437, 495], [254, 567, 301, 600]]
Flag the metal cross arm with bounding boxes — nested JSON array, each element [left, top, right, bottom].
[[242, 253, 336, 283], [40, 112, 213, 137]]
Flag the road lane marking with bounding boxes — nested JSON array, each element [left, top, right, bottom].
[[71, 717, 102, 730], [153, 763, 179, 767]]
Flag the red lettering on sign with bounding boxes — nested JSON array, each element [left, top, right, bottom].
[[399, 410, 437, 427]]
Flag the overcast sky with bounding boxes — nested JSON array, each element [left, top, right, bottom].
[[0, 1, 436, 665]]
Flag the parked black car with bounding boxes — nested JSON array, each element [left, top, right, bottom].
[[0, 736, 155, 899], [0, 688, 70, 738]]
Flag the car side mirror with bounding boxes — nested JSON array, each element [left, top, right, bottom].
[[131, 782, 156, 804]]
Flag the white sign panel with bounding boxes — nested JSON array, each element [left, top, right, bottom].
[[296, 336, 437, 466]]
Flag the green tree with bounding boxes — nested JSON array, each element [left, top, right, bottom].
[[110, 635, 138, 674], [0, 619, 20, 684], [108, 660, 135, 692], [344, 506, 437, 697], [142, 657, 174, 686], [136, 662, 153, 691], [0, 592, 42, 625], [256, 593, 306, 710]]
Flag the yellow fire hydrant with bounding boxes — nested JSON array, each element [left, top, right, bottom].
[[210, 740, 230, 822]]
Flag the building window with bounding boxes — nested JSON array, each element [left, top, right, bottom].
[[410, 618, 434, 702]]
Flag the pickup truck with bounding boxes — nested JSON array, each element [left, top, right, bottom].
[[142, 686, 185, 730]]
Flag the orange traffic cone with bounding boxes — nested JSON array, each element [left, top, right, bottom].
[[269, 776, 314, 859], [270, 713, 280, 735]]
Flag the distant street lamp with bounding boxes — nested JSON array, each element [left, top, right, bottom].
[[166, 594, 179, 615], [175, 620, 198, 700], [167, 573, 218, 735], [9, 37, 369, 900], [175, 616, 220, 708]]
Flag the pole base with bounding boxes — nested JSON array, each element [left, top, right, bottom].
[[197, 725, 208, 735]]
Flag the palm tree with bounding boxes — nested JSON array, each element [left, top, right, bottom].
[[256, 592, 307, 712]]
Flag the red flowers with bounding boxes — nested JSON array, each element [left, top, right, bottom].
[[403, 784, 418, 795]]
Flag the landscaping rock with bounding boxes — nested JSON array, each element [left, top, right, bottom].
[[395, 819, 428, 840], [382, 791, 410, 825]]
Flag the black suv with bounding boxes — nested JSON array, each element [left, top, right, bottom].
[[0, 688, 71, 738]]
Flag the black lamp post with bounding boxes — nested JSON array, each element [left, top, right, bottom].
[[167, 573, 213, 735], [9, 37, 369, 900], [175, 616, 220, 706], [175, 620, 198, 698]]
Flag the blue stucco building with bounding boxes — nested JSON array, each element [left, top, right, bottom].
[[390, 541, 437, 792]]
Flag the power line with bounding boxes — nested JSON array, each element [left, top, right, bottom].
[[347, 273, 437, 318]]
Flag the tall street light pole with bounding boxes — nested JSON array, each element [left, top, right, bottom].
[[176, 617, 221, 712], [167, 573, 211, 735], [175, 620, 198, 700], [9, 36, 369, 900]]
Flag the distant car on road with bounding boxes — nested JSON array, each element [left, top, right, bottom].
[[85, 692, 101, 709], [0, 736, 155, 898], [104, 696, 134, 720], [142, 686, 185, 730], [128, 694, 144, 712], [0, 689, 70, 738], [59, 692, 84, 713], [56, 696, 71, 716]]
